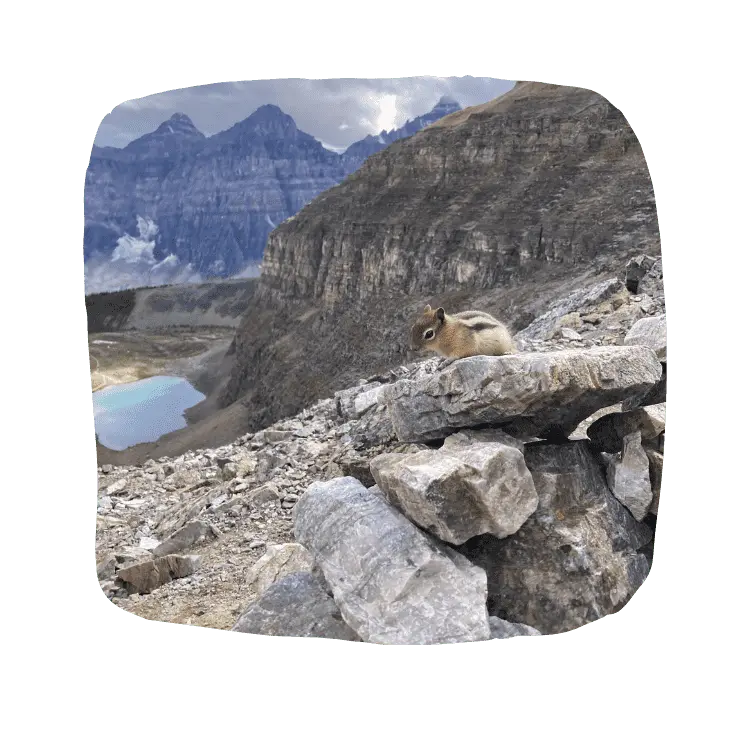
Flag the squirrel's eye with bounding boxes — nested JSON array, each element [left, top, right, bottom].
[[424, 330, 435, 340]]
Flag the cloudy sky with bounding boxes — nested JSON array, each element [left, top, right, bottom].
[[95, 76, 514, 152]]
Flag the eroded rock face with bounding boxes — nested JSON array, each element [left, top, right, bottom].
[[293, 477, 491, 645], [370, 429, 538, 545], [459, 441, 652, 635], [232, 572, 359, 641], [381, 347, 662, 443], [606, 431, 653, 521]]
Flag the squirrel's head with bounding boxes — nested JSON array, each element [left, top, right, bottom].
[[410, 305, 446, 353]]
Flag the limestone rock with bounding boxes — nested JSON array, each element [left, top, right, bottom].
[[623, 314, 667, 362], [588, 403, 666, 453], [116, 554, 201, 594], [381, 347, 662, 443], [232, 572, 359, 641], [370, 429, 538, 545], [246, 543, 315, 595], [293, 477, 491, 645], [459, 441, 652, 635], [488, 616, 542, 639], [606, 431, 653, 521]]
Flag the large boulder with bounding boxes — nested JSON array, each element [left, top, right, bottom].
[[370, 429, 538, 545], [232, 572, 359, 640], [606, 431, 653, 521], [380, 347, 662, 443], [293, 477, 491, 645], [459, 441, 652, 635]]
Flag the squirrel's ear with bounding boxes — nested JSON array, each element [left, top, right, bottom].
[[436, 307, 445, 321], [424, 305, 432, 313]]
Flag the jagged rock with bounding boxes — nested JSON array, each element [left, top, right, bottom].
[[293, 477, 491, 645], [587, 403, 666, 453], [381, 347, 662, 443], [559, 327, 582, 341], [152, 520, 216, 557], [459, 441, 652, 635], [623, 314, 667, 362], [370, 429, 538, 545], [646, 448, 663, 515], [335, 453, 376, 488], [232, 572, 359, 640], [138, 536, 160, 550], [246, 483, 282, 507], [116, 554, 201, 594], [246, 543, 315, 595], [606, 431, 653, 521], [106, 478, 127, 496], [488, 616, 542, 639]]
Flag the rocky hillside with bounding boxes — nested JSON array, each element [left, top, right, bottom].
[[86, 278, 257, 332], [84, 99, 460, 286], [221, 82, 660, 434], [95, 304, 666, 643]]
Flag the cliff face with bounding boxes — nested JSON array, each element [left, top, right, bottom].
[[84, 101, 459, 285], [223, 82, 660, 431]]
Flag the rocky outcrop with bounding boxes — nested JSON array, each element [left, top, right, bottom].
[[293, 478, 491, 645], [459, 442, 652, 634], [370, 430, 538, 545], [381, 347, 661, 443]]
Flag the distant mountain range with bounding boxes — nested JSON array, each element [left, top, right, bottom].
[[84, 97, 461, 293]]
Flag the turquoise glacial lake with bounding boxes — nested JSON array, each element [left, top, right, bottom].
[[93, 376, 205, 450]]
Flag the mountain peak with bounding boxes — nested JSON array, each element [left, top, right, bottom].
[[436, 94, 460, 108], [152, 112, 203, 138]]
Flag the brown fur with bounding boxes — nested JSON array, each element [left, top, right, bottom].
[[410, 305, 516, 358]]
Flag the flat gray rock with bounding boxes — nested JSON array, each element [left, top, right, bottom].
[[152, 520, 216, 557], [293, 477, 491, 645], [380, 347, 662, 443], [459, 441, 652, 635], [232, 572, 359, 641], [370, 429, 538, 545]]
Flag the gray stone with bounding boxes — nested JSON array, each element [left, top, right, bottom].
[[459, 441, 652, 635], [623, 314, 667, 362], [606, 431, 653, 521], [152, 520, 216, 557], [380, 346, 662, 443], [588, 403, 666, 453], [293, 477, 491, 645], [232, 572, 359, 641], [559, 327, 582, 341], [246, 543, 315, 595], [488, 616, 542, 639], [105, 478, 127, 496], [370, 429, 538, 545], [625, 254, 656, 293], [116, 554, 201, 594]]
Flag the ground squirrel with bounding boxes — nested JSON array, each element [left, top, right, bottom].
[[409, 305, 517, 362]]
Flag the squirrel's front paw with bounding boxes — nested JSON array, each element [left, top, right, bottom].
[[436, 357, 457, 371]]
